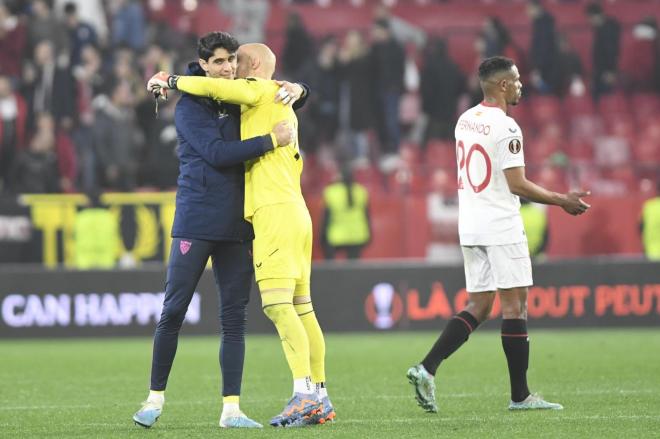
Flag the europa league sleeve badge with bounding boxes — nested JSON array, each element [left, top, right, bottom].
[[508, 138, 522, 154]]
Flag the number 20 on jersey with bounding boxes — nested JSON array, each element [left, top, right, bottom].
[[457, 140, 492, 193]]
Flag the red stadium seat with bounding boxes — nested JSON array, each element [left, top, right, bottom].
[[569, 114, 604, 143], [529, 95, 563, 130], [593, 136, 631, 167], [532, 165, 568, 193], [527, 137, 561, 165], [572, 163, 599, 193], [190, 2, 232, 36], [387, 165, 429, 195], [632, 138, 660, 165], [424, 140, 456, 170], [564, 94, 596, 117], [399, 142, 422, 166], [353, 165, 386, 194], [597, 92, 631, 116], [538, 120, 566, 141], [446, 33, 479, 74], [631, 93, 660, 124], [640, 117, 660, 142], [508, 100, 534, 132], [301, 159, 321, 194], [302, 157, 340, 195], [605, 116, 637, 143], [620, 35, 656, 90], [566, 140, 594, 163], [601, 166, 638, 194]]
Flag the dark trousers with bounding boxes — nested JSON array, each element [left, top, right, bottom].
[[323, 244, 364, 260], [375, 91, 401, 155], [150, 237, 253, 397]]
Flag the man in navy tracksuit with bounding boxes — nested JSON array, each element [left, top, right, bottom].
[[133, 32, 309, 429]]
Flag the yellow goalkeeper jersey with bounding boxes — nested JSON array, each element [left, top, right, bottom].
[[176, 76, 305, 221]]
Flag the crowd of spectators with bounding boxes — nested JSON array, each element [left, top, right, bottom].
[[0, 0, 194, 194], [0, 0, 658, 196], [281, 0, 660, 196]]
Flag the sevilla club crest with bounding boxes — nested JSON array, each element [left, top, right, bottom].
[[180, 240, 192, 255]]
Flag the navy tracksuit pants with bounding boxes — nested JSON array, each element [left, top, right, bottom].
[[150, 237, 253, 396]]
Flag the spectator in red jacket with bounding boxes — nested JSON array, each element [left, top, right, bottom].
[[0, 1, 26, 79]]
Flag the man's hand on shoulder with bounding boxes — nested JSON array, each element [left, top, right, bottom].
[[273, 80, 304, 106], [147, 71, 178, 100], [272, 120, 294, 147]]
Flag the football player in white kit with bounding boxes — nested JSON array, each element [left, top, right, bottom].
[[407, 56, 590, 412]]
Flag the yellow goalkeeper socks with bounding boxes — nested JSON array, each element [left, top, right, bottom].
[[294, 301, 326, 384], [261, 288, 311, 379]]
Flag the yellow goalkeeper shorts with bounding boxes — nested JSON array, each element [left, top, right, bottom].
[[252, 202, 312, 289]]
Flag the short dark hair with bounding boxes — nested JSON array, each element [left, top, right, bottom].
[[103, 77, 124, 99], [63, 2, 76, 15], [478, 56, 515, 81], [374, 18, 390, 31], [585, 2, 603, 17], [197, 32, 239, 61]]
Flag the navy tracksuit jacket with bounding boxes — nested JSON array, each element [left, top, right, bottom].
[[151, 62, 309, 396]]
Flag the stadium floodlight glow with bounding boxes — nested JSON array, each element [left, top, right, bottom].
[[183, 0, 198, 12], [148, 0, 164, 11]]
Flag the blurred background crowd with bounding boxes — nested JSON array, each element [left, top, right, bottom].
[[0, 0, 659, 264], [1, 0, 659, 195]]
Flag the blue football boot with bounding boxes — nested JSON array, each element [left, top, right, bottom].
[[133, 400, 162, 428]]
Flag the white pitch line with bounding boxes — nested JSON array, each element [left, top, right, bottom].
[[339, 415, 660, 424], [12, 415, 660, 428], [0, 404, 92, 411], [0, 389, 656, 411]]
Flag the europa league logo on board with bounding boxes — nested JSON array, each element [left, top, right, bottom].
[[364, 283, 403, 329]]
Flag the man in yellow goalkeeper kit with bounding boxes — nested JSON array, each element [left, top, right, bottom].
[[148, 43, 334, 428]]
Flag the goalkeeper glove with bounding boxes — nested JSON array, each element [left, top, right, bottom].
[[147, 71, 179, 100]]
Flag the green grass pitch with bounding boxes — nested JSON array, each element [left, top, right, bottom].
[[1, 329, 659, 438]]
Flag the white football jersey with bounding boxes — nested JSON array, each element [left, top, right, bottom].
[[455, 102, 527, 245]]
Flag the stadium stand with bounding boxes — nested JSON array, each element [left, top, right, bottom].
[[0, 0, 659, 261]]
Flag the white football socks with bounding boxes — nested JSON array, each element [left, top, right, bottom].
[[147, 390, 164, 407], [221, 402, 240, 418], [315, 382, 328, 398], [293, 377, 314, 394]]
